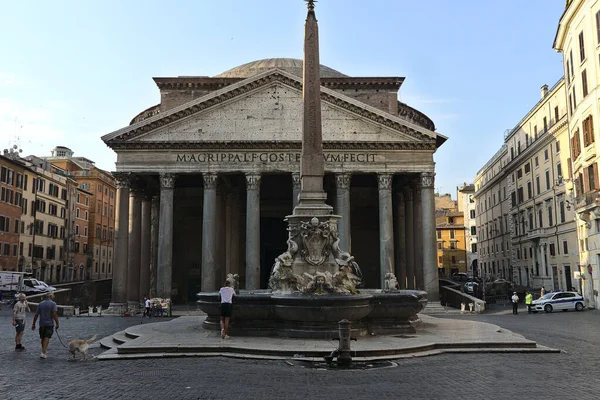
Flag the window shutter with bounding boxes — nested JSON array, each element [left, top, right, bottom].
[[567, 158, 572, 179], [584, 167, 590, 193], [594, 163, 599, 191], [591, 115, 595, 144]]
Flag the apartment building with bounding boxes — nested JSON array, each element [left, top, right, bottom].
[[436, 210, 468, 277], [555, 0, 600, 308], [46, 146, 116, 280], [0, 152, 25, 271], [457, 183, 478, 276]]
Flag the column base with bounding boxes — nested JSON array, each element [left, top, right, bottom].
[[127, 301, 142, 315], [103, 303, 128, 315], [419, 301, 448, 314]]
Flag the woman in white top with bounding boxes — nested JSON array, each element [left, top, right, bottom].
[[218, 281, 235, 339]]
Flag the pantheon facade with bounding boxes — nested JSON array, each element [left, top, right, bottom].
[[102, 58, 446, 307]]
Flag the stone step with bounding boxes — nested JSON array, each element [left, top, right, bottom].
[[112, 331, 131, 345]]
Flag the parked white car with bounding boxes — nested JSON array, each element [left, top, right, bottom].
[[22, 279, 56, 294], [532, 291, 585, 313]]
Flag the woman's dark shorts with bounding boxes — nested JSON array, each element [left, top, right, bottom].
[[220, 303, 233, 318], [15, 319, 25, 333], [39, 326, 54, 339]]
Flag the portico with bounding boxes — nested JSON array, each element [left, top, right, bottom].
[[102, 59, 445, 307]]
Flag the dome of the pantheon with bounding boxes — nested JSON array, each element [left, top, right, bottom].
[[214, 58, 348, 78]]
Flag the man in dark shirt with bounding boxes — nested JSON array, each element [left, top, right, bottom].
[[31, 292, 59, 359]]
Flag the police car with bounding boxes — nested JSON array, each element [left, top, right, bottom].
[[532, 291, 585, 313]]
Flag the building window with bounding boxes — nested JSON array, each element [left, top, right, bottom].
[[450, 230, 455, 239], [554, 106, 559, 123], [538, 209, 543, 228], [437, 242, 442, 250], [545, 170, 550, 190], [437, 231, 442, 239], [548, 205, 553, 226], [470, 226, 476, 235], [471, 243, 477, 253], [517, 169, 523, 179], [582, 69, 589, 97], [583, 115, 595, 147], [470, 210, 475, 218], [556, 163, 562, 180], [527, 181, 532, 199], [524, 163, 531, 174], [579, 31, 586, 62], [587, 164, 598, 191], [559, 201, 565, 223], [549, 242, 556, 257], [572, 129, 582, 159], [555, 141, 560, 153], [438, 256, 443, 264], [563, 240, 569, 255]]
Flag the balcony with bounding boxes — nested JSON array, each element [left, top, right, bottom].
[[527, 229, 549, 239], [575, 191, 600, 211]]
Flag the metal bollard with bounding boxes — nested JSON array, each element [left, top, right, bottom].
[[460, 303, 465, 314], [97, 305, 102, 316], [88, 306, 93, 316], [337, 319, 352, 366], [468, 303, 474, 312], [75, 307, 80, 317]]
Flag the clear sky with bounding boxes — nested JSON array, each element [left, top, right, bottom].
[[0, 0, 565, 196]]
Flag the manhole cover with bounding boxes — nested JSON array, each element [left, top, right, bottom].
[[132, 368, 181, 377], [289, 360, 398, 370]]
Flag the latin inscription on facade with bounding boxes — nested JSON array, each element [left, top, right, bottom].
[[176, 152, 376, 163]]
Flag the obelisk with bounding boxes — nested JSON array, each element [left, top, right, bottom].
[[293, 0, 333, 217]]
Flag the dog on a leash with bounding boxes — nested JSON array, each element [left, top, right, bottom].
[[68, 334, 97, 361]]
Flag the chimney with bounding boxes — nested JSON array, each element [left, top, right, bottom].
[[541, 84, 549, 99]]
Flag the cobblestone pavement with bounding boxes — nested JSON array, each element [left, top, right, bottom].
[[0, 306, 598, 400]]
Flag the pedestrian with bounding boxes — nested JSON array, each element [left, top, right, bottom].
[[511, 291, 519, 315], [13, 293, 30, 350], [219, 280, 235, 339], [31, 292, 59, 359], [144, 297, 151, 317], [525, 291, 533, 314], [541, 286, 546, 297]]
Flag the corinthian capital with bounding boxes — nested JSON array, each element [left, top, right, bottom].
[[335, 173, 351, 190], [203, 173, 218, 190], [245, 173, 261, 190], [112, 172, 130, 189], [159, 173, 176, 189], [421, 172, 435, 189], [377, 173, 393, 190]]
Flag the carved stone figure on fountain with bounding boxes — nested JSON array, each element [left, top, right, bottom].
[[331, 229, 363, 284], [268, 250, 300, 293], [333, 266, 361, 294], [383, 273, 399, 292], [302, 271, 336, 295], [225, 273, 240, 294]]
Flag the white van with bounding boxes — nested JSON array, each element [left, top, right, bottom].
[[0, 271, 28, 292]]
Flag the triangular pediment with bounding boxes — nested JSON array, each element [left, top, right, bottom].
[[102, 69, 442, 148]]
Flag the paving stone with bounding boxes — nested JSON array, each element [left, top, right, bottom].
[[0, 308, 599, 400]]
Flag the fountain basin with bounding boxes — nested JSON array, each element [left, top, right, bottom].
[[197, 289, 426, 338], [364, 289, 427, 334]]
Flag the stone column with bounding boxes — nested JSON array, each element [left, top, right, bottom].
[[245, 173, 261, 290], [157, 173, 175, 299], [421, 172, 439, 302], [413, 180, 424, 290], [126, 183, 143, 310], [109, 173, 129, 310], [541, 244, 547, 277], [335, 173, 352, 253], [292, 172, 301, 208], [201, 173, 218, 292], [378, 174, 394, 289], [149, 195, 159, 298], [404, 184, 415, 289], [395, 191, 407, 289], [139, 195, 152, 299]]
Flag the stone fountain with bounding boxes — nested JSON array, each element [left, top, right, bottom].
[[197, 0, 427, 338]]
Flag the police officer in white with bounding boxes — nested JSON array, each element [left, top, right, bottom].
[[511, 292, 520, 315]]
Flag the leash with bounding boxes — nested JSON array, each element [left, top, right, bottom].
[[54, 328, 68, 349]]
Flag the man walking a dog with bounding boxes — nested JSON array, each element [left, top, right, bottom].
[[12, 293, 30, 350], [31, 292, 59, 359]]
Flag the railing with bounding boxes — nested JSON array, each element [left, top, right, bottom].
[[575, 191, 600, 209], [527, 228, 548, 239]]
